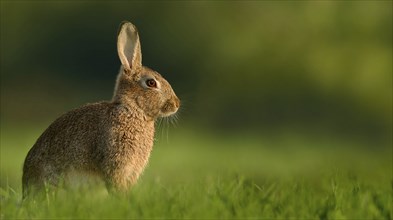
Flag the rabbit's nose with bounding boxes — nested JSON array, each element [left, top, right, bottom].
[[174, 97, 180, 109]]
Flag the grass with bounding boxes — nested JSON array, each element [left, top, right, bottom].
[[0, 125, 392, 219]]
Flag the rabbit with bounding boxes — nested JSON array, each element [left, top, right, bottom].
[[22, 21, 180, 197]]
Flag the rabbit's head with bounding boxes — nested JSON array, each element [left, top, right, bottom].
[[113, 21, 180, 119]]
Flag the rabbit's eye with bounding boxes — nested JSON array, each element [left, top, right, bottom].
[[146, 79, 157, 88]]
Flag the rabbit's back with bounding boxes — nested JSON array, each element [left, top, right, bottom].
[[23, 102, 112, 188]]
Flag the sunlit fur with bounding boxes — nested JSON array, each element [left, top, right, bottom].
[[22, 21, 180, 197]]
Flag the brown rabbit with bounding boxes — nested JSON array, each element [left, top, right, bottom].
[[22, 21, 180, 196]]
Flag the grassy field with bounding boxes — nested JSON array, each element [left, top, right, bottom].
[[1, 125, 392, 219]]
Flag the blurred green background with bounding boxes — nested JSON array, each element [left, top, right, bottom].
[[0, 1, 392, 191]]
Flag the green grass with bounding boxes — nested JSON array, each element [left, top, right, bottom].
[[1, 125, 392, 219], [1, 173, 391, 219]]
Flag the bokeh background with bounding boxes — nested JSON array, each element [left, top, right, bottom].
[[1, 1, 392, 192]]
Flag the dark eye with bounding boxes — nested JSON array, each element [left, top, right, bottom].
[[146, 79, 157, 88]]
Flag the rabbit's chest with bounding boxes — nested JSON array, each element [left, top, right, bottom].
[[107, 107, 155, 168], [112, 127, 154, 183], [113, 121, 155, 149], [109, 115, 155, 158]]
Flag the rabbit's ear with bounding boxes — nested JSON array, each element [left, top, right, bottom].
[[117, 21, 142, 72]]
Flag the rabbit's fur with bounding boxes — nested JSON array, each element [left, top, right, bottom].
[[22, 21, 180, 196]]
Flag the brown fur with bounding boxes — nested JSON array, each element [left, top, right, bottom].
[[22, 21, 180, 196]]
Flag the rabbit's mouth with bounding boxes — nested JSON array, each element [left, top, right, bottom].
[[159, 98, 180, 117], [159, 111, 177, 117], [159, 107, 179, 117]]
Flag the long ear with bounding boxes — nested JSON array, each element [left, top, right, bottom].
[[117, 21, 142, 72]]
